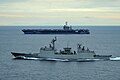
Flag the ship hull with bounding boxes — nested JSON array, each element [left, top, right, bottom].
[[22, 29, 90, 34], [11, 52, 112, 60]]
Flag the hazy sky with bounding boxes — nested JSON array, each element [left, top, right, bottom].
[[0, 0, 120, 26]]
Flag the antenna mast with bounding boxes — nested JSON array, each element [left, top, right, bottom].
[[51, 36, 57, 49], [67, 41, 69, 48], [65, 21, 68, 26]]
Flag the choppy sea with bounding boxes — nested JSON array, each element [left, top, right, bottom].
[[0, 26, 120, 80]]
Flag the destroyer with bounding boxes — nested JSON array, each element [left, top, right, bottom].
[[11, 37, 112, 61], [22, 22, 90, 34]]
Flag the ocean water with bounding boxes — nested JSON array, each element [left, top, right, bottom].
[[0, 26, 120, 80]]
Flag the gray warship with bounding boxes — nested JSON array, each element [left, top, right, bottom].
[[11, 37, 112, 61]]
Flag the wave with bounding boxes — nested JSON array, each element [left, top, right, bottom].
[[110, 57, 120, 61], [13, 56, 101, 62], [13, 56, 120, 62]]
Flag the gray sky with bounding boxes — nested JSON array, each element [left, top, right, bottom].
[[0, 0, 120, 26]]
